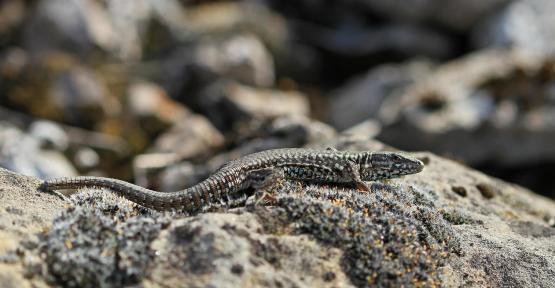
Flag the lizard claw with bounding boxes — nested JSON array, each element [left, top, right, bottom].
[[356, 181, 370, 192]]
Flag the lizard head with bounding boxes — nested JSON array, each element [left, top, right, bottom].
[[359, 152, 424, 180]]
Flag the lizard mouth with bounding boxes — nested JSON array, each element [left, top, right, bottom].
[[405, 159, 424, 174], [410, 159, 424, 173], [391, 157, 424, 175]]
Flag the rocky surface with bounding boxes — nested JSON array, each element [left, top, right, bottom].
[[377, 49, 555, 196], [0, 138, 554, 287], [0, 168, 65, 287], [0, 121, 77, 179], [2, 1, 555, 286]]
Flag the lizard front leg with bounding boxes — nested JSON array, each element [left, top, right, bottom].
[[245, 168, 284, 206], [342, 160, 370, 192]]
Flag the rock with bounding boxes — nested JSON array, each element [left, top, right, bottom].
[[1, 138, 554, 287], [104, 0, 188, 60], [50, 64, 119, 128], [148, 113, 225, 159], [127, 81, 189, 137], [133, 112, 225, 188], [22, 0, 124, 59], [328, 60, 433, 130], [0, 167, 65, 287], [193, 33, 275, 87], [473, 0, 555, 55], [183, 2, 289, 57], [194, 81, 310, 132], [377, 49, 555, 197], [0, 121, 77, 178], [0, 47, 28, 87], [148, 213, 352, 287], [162, 33, 276, 108], [37, 190, 168, 287], [3, 54, 120, 129], [378, 50, 554, 162], [22, 0, 187, 60], [23, 0, 103, 57], [160, 2, 294, 101], [28, 120, 69, 151], [0, 106, 130, 176], [334, 120, 382, 143]]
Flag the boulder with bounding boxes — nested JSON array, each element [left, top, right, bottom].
[[0, 137, 553, 287]]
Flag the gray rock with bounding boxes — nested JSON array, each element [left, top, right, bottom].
[[1, 137, 554, 287], [148, 113, 225, 159], [329, 60, 433, 130], [377, 49, 555, 197], [149, 213, 353, 287], [193, 33, 276, 87], [23, 0, 95, 57], [0, 121, 77, 178], [126, 81, 191, 137], [103, 0, 188, 60], [182, 2, 289, 58], [23, 0, 187, 60], [50, 65, 118, 128], [378, 49, 555, 166], [0, 167, 65, 287], [194, 81, 310, 132], [473, 0, 555, 55], [133, 111, 225, 188], [29, 120, 69, 151], [38, 190, 169, 288], [159, 2, 295, 102], [160, 32, 277, 110]]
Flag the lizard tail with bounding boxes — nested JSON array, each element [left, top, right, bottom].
[[41, 176, 202, 211]]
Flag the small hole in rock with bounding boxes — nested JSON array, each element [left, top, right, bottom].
[[476, 183, 498, 199], [451, 186, 467, 197]]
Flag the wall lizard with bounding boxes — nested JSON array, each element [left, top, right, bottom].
[[41, 148, 424, 212]]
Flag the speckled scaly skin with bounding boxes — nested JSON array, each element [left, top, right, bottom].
[[41, 148, 424, 212]]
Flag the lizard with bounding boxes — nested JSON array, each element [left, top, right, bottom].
[[40, 148, 424, 212]]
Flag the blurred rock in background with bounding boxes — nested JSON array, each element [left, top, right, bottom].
[[1, 0, 555, 199]]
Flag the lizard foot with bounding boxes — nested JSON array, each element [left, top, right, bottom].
[[246, 168, 284, 207], [356, 181, 371, 192]]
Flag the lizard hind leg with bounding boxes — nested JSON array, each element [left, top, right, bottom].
[[245, 168, 285, 206]]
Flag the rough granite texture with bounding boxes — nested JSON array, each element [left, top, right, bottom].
[[0, 140, 555, 287]]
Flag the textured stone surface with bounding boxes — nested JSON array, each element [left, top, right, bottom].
[[1, 138, 554, 287], [0, 168, 65, 287]]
